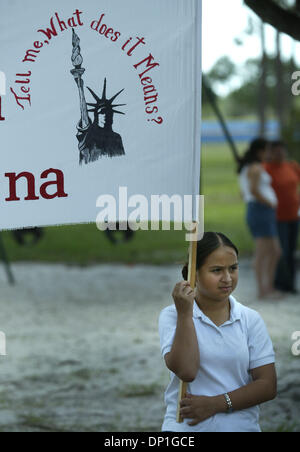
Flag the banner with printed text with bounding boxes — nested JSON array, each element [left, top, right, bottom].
[[0, 0, 202, 229]]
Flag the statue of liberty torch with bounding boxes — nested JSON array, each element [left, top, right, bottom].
[[70, 28, 126, 165]]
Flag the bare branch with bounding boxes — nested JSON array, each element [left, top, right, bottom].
[[244, 0, 300, 41]]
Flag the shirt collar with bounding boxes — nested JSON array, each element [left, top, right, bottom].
[[193, 295, 241, 323]]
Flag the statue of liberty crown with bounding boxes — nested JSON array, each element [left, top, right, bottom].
[[87, 78, 126, 116]]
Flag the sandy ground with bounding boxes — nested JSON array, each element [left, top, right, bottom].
[[0, 259, 299, 432]]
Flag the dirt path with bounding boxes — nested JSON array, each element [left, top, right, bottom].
[[0, 260, 299, 432]]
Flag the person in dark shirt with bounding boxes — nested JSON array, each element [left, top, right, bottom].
[[264, 140, 300, 294]]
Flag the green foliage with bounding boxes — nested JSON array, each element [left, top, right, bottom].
[[207, 56, 236, 84], [204, 55, 300, 119], [222, 81, 258, 117]]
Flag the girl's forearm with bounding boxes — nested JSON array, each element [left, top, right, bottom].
[[166, 314, 200, 382], [213, 379, 277, 414], [251, 189, 274, 207]]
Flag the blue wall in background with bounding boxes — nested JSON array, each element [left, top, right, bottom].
[[201, 120, 280, 143]]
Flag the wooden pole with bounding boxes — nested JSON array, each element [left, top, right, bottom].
[[0, 232, 15, 285], [176, 222, 198, 423]]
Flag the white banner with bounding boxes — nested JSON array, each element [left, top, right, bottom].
[[0, 0, 202, 230]]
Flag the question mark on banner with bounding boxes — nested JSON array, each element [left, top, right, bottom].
[[0, 70, 6, 121], [148, 116, 163, 125]]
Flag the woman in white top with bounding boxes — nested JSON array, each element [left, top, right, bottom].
[[238, 138, 282, 299], [159, 232, 277, 432]]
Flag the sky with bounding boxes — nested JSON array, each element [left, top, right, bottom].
[[202, 0, 300, 92]]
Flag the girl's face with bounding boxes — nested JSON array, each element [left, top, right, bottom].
[[270, 145, 286, 163], [258, 146, 270, 162], [195, 246, 239, 304]]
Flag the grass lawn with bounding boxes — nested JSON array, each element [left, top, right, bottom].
[[0, 142, 287, 265]]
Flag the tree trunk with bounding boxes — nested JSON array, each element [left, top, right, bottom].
[[258, 21, 267, 136], [275, 30, 284, 136]]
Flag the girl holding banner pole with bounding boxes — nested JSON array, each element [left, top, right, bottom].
[[159, 232, 277, 432]]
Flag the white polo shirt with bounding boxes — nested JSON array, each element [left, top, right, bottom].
[[158, 295, 275, 432]]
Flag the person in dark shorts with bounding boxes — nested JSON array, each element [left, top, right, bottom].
[[238, 139, 282, 299]]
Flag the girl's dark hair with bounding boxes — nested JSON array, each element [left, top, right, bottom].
[[237, 138, 269, 174], [182, 232, 239, 281], [270, 139, 286, 148]]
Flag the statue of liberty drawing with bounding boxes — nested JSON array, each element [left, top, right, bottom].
[[70, 29, 126, 165]]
